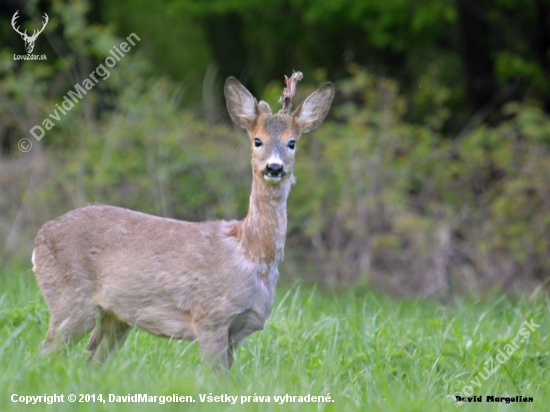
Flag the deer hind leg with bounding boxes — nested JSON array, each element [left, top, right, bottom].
[[87, 313, 130, 364], [40, 299, 100, 356], [34, 249, 99, 355]]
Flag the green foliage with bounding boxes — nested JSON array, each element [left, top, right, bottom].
[[294, 0, 457, 51], [173, 0, 457, 52], [282, 66, 550, 293], [2, 0, 548, 131], [101, 0, 212, 103], [88, 0, 550, 120]]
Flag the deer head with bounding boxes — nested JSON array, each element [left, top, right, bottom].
[[224, 77, 334, 187], [11, 11, 49, 54]]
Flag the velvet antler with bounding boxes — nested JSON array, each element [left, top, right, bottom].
[[278, 71, 303, 114]]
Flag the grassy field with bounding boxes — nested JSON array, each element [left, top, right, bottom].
[[0, 264, 548, 411]]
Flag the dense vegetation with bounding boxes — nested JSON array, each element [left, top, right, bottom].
[[99, 0, 550, 120]]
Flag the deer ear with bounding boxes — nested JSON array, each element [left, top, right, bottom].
[[224, 77, 259, 130], [292, 83, 334, 134], [258, 101, 272, 114]]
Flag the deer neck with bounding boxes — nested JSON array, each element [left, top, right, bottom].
[[236, 174, 292, 267]]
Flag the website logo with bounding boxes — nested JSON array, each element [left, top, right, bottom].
[[11, 10, 48, 60]]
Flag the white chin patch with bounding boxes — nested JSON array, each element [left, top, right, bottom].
[[264, 175, 282, 183]]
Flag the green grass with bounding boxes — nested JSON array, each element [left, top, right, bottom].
[[1, 265, 548, 411]]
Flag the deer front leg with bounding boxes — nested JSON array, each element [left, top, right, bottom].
[[198, 327, 230, 372], [227, 324, 260, 369]]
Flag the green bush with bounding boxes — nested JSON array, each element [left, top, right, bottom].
[[285, 67, 550, 295]]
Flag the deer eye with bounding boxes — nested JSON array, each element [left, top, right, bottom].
[[287, 140, 296, 150], [254, 138, 262, 147]]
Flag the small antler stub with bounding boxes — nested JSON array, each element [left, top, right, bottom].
[[278, 71, 303, 114]]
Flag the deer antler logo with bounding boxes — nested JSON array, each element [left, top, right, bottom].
[[11, 11, 49, 54]]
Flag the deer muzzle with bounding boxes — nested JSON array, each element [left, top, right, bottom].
[[262, 163, 286, 182]]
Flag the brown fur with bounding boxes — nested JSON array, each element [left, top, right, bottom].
[[32, 77, 333, 370]]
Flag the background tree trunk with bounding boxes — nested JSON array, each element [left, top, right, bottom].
[[456, 0, 498, 112]]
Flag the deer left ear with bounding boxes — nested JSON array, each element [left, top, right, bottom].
[[224, 77, 259, 130], [292, 83, 334, 134]]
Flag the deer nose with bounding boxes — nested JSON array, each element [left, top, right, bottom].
[[262, 162, 286, 181], [266, 163, 283, 175]]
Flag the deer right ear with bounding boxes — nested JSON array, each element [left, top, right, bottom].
[[292, 82, 334, 134], [224, 77, 259, 130]]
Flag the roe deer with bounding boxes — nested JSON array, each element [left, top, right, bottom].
[[32, 75, 334, 370]]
